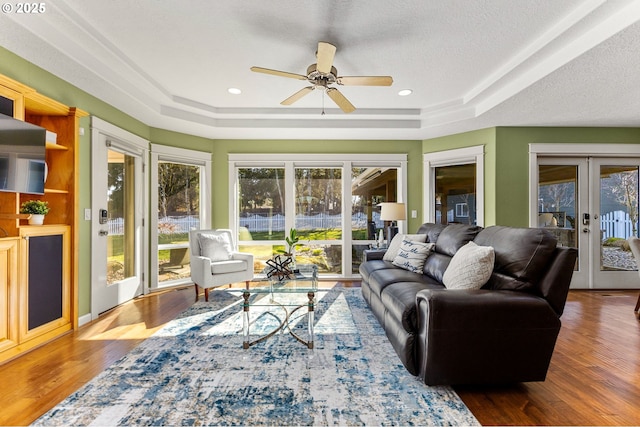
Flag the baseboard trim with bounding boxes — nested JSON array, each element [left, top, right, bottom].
[[78, 313, 92, 327]]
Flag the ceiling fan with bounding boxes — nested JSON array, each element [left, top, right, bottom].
[[250, 41, 393, 113]]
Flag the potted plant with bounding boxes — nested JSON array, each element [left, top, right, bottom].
[[20, 199, 50, 225], [278, 228, 302, 266]]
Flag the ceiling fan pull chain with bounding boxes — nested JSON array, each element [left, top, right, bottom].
[[322, 90, 326, 115]]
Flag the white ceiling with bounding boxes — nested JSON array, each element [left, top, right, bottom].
[[1, 0, 640, 140]]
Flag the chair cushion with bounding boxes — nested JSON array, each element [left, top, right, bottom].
[[210, 259, 248, 274], [443, 241, 495, 290], [198, 232, 233, 261]]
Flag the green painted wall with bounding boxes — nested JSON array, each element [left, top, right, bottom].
[[422, 128, 498, 225], [422, 127, 640, 229], [495, 127, 640, 226]]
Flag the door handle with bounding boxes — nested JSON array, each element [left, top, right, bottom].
[[582, 227, 590, 233], [98, 230, 109, 236]]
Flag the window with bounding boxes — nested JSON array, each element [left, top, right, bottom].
[[150, 145, 211, 289], [230, 154, 406, 278], [424, 146, 484, 226]]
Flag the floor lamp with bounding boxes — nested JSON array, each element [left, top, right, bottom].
[[379, 202, 406, 244]]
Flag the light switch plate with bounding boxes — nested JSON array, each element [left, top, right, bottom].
[[411, 210, 418, 218], [84, 208, 91, 221]]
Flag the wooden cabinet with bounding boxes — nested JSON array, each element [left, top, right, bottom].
[[0, 238, 19, 355], [0, 73, 86, 364], [18, 226, 71, 344]]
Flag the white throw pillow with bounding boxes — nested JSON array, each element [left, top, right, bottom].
[[198, 232, 233, 262], [443, 241, 495, 290], [383, 233, 427, 261], [392, 238, 435, 273]]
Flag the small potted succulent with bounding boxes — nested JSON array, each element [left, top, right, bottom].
[[20, 199, 50, 225]]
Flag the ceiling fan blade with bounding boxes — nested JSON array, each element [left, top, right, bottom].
[[250, 66, 307, 80], [316, 42, 336, 74], [337, 76, 394, 86], [281, 86, 315, 105], [326, 88, 356, 113]]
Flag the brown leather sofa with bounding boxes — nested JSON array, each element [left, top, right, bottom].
[[359, 223, 577, 385]]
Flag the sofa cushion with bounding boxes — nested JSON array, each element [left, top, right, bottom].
[[416, 222, 447, 243], [434, 223, 483, 256], [359, 259, 396, 282], [198, 231, 233, 261], [443, 241, 495, 290], [383, 233, 427, 261], [381, 281, 443, 333], [368, 268, 433, 300], [392, 239, 435, 273], [422, 253, 452, 283], [474, 226, 557, 291]]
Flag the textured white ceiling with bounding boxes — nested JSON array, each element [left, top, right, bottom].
[[1, 0, 639, 140]]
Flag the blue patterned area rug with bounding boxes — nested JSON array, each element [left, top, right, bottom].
[[34, 287, 479, 426]]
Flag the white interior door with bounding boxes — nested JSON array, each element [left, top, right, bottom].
[[590, 158, 640, 289], [536, 156, 640, 289], [91, 118, 148, 318], [537, 158, 589, 288]]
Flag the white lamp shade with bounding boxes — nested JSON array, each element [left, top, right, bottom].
[[379, 202, 406, 221]]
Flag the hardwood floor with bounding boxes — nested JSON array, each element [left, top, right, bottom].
[[0, 286, 638, 426]]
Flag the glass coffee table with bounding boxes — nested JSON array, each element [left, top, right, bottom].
[[242, 263, 318, 349]]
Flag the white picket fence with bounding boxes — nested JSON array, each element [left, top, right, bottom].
[[108, 212, 383, 235], [600, 210, 638, 240]]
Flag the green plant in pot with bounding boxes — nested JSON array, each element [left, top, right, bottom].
[[278, 228, 302, 267], [20, 200, 50, 225]]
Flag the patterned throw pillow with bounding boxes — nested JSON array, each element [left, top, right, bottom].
[[198, 232, 233, 262], [383, 233, 427, 261], [443, 241, 495, 290], [392, 238, 435, 273]]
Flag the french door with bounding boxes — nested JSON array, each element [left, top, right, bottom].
[[536, 156, 640, 289], [91, 118, 148, 317]]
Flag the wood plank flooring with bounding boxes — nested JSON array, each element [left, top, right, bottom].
[[0, 285, 638, 426]]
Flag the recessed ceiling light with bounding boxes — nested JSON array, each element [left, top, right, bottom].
[[398, 89, 412, 96], [228, 88, 242, 95]]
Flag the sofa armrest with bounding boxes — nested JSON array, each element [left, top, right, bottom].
[[363, 248, 387, 261], [416, 289, 560, 330], [415, 289, 562, 385]]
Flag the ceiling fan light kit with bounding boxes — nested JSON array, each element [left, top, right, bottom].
[[251, 41, 393, 113]]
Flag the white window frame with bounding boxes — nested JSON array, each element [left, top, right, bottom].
[[150, 144, 212, 289], [423, 145, 484, 226], [229, 153, 407, 278]]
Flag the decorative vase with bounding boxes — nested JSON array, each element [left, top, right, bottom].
[[28, 214, 45, 225]]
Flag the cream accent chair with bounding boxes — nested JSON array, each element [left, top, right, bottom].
[[189, 229, 254, 301], [626, 236, 640, 312]]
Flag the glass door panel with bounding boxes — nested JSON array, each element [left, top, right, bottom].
[[538, 165, 578, 253], [107, 150, 136, 285], [593, 161, 640, 288]]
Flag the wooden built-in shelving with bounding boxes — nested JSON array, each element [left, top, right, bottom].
[[0, 72, 87, 364]]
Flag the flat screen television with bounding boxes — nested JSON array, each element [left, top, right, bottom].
[[0, 114, 47, 195]]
